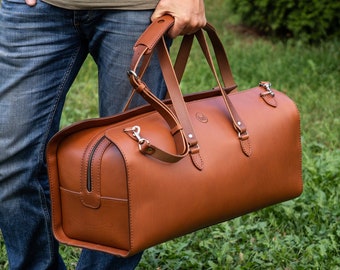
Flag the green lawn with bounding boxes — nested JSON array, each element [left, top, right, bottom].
[[1, 0, 339, 269]]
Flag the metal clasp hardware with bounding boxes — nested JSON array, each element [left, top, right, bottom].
[[124, 125, 149, 145], [189, 143, 200, 154], [259, 81, 275, 97], [238, 131, 249, 141], [127, 70, 138, 79]]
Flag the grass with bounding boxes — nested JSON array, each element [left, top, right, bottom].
[[1, 0, 339, 269]]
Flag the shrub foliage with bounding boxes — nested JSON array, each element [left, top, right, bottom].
[[229, 0, 340, 42]]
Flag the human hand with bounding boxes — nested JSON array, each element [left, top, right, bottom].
[[25, 0, 37, 6], [151, 0, 206, 38]]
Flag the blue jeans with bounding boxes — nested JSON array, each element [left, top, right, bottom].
[[0, 1, 169, 269]]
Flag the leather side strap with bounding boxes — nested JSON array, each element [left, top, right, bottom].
[[156, 38, 204, 170], [127, 74, 189, 163]]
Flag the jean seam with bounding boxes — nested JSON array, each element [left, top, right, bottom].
[[34, 46, 84, 266], [37, 46, 82, 167]]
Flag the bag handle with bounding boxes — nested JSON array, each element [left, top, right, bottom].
[[194, 27, 250, 144], [124, 20, 237, 109], [173, 24, 236, 93], [129, 15, 204, 169], [128, 16, 252, 167], [157, 30, 251, 157]]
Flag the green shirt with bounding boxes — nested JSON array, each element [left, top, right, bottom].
[[42, 0, 159, 10]]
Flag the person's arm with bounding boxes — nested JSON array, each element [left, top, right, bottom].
[[25, 0, 206, 38], [151, 0, 206, 38]]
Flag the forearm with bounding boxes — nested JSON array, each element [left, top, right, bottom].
[[151, 0, 206, 38]]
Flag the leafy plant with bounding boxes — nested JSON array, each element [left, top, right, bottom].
[[229, 0, 340, 43]]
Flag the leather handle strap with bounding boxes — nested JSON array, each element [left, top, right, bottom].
[[194, 28, 248, 136], [156, 38, 204, 169], [157, 31, 251, 157], [129, 15, 204, 168], [174, 23, 237, 93], [124, 20, 237, 110], [130, 15, 174, 72], [128, 15, 252, 164], [123, 15, 174, 112]]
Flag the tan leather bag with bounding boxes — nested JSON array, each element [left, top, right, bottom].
[[46, 15, 303, 257]]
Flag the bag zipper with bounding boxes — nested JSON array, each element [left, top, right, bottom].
[[87, 137, 106, 192]]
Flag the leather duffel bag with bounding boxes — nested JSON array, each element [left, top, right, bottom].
[[46, 15, 303, 257]]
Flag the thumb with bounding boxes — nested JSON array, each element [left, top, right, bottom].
[[151, 10, 182, 38], [150, 9, 167, 22], [25, 0, 37, 6]]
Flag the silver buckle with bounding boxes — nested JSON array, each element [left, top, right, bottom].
[[259, 81, 275, 97], [124, 125, 149, 145]]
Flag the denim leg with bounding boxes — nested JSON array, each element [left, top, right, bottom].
[[1, 2, 169, 269], [0, 1, 87, 269], [75, 10, 170, 269], [87, 10, 169, 116]]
